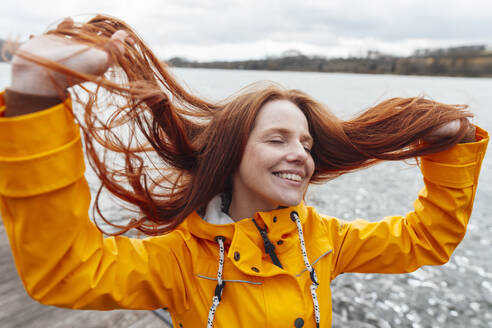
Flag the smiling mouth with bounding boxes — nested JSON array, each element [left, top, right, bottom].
[[272, 172, 302, 182]]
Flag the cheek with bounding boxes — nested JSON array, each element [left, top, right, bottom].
[[238, 147, 268, 180], [242, 143, 276, 170], [307, 157, 315, 179]]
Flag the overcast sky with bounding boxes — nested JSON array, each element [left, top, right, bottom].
[[2, 0, 491, 61]]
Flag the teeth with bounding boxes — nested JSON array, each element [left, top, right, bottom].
[[274, 172, 302, 182]]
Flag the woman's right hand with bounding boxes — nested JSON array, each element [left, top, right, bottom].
[[4, 18, 129, 117], [10, 18, 129, 96]]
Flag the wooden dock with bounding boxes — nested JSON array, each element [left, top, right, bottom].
[[0, 220, 171, 328]]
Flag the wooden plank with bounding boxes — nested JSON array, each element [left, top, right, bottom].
[[0, 220, 171, 328]]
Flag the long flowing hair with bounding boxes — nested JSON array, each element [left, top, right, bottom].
[[13, 15, 473, 235]]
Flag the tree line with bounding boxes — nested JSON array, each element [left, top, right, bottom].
[[168, 45, 492, 77]]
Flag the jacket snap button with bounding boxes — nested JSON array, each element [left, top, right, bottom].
[[273, 216, 277, 223], [294, 317, 304, 327], [251, 266, 260, 273], [234, 251, 240, 261]]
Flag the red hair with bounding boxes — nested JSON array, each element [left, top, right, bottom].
[[13, 15, 473, 235]]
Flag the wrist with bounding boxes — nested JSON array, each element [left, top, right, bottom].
[[3, 88, 68, 117]]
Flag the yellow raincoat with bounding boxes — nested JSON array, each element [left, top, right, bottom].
[[0, 91, 488, 327]]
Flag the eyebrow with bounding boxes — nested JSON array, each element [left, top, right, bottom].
[[263, 127, 313, 144]]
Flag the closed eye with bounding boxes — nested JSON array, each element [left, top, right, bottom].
[[268, 139, 284, 144]]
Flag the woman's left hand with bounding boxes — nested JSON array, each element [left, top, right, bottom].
[[424, 119, 476, 144]]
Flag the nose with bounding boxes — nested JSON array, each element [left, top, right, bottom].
[[285, 141, 309, 163]]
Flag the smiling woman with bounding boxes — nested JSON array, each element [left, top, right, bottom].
[[0, 15, 489, 328]]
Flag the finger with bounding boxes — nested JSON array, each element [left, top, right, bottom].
[[124, 33, 136, 47], [107, 30, 130, 56], [57, 17, 74, 30], [112, 30, 136, 48], [432, 120, 460, 137], [424, 119, 464, 143], [457, 124, 475, 143]]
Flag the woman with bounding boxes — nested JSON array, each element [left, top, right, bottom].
[[0, 16, 488, 327]]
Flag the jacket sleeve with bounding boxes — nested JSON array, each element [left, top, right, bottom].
[[329, 126, 489, 278], [0, 91, 188, 312]]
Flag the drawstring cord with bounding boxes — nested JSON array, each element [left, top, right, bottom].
[[291, 211, 321, 328], [207, 236, 226, 328], [252, 218, 284, 269], [207, 212, 320, 327]]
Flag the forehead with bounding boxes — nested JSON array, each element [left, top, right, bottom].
[[252, 100, 310, 135]]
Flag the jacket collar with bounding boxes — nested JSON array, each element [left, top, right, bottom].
[[181, 202, 310, 244], [180, 202, 331, 279]]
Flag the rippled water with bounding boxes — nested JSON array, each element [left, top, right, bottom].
[[1, 63, 491, 327]]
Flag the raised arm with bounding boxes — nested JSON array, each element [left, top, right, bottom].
[[0, 21, 189, 312], [327, 126, 488, 278]]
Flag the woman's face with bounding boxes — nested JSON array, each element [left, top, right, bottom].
[[231, 100, 315, 216]]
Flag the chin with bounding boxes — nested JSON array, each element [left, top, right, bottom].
[[275, 196, 303, 208]]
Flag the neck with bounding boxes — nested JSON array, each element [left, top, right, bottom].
[[228, 192, 278, 222]]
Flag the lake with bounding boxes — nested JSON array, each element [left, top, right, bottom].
[[1, 62, 491, 327]]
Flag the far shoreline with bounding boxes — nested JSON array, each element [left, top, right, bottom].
[[167, 45, 492, 79], [168, 65, 492, 79]]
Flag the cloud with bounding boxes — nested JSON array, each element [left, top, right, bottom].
[[2, 0, 491, 60]]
